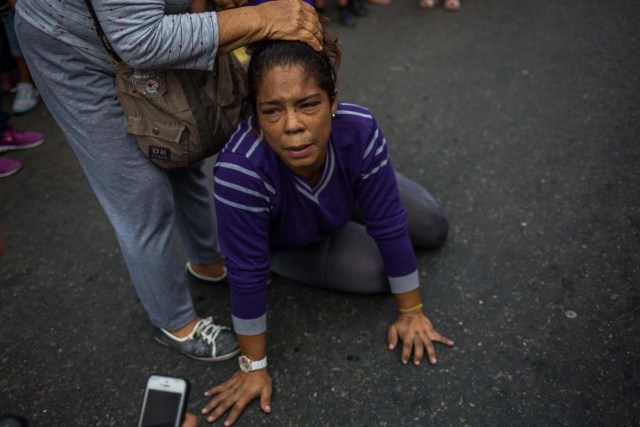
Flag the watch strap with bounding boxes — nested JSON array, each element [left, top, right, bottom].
[[239, 355, 268, 372]]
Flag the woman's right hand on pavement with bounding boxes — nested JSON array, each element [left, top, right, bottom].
[[201, 370, 272, 426], [256, 0, 324, 51]]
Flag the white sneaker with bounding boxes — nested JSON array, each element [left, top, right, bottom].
[[12, 82, 39, 115]]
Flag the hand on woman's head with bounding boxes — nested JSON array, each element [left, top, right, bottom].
[[256, 0, 324, 51]]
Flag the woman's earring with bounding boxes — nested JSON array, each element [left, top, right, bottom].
[[331, 112, 336, 118]]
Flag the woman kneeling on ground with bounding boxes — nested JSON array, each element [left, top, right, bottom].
[[202, 37, 454, 425]]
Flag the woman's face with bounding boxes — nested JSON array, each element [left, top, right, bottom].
[[255, 64, 337, 185]]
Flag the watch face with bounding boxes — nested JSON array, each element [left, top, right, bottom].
[[239, 355, 251, 372]]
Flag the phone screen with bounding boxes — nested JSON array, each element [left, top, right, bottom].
[[140, 389, 183, 427]]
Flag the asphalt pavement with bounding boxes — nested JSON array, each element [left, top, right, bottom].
[[1, 0, 639, 425]]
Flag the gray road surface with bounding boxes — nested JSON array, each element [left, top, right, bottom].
[[1, 0, 639, 425]]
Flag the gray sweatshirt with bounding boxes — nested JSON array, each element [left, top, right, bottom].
[[17, 0, 219, 71]]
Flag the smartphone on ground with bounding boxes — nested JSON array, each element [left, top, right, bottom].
[[137, 374, 190, 427]]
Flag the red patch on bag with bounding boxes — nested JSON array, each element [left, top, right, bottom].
[[149, 145, 170, 161]]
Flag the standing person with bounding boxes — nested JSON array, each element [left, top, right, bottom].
[[313, 0, 359, 27], [365, 0, 460, 10], [14, 0, 323, 362], [420, 0, 460, 10], [200, 38, 452, 425], [0, 34, 43, 178], [0, 0, 39, 114]]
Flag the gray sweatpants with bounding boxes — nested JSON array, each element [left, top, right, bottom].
[[16, 15, 223, 330]]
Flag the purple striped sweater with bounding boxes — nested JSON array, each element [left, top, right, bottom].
[[214, 103, 419, 335]]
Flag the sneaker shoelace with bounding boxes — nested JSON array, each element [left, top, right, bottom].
[[194, 318, 228, 348]]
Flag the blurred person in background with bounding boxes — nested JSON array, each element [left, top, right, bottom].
[[420, 0, 460, 11], [313, 0, 366, 27], [0, 32, 44, 178], [0, 0, 39, 114]]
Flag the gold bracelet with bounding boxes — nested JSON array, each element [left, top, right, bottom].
[[398, 303, 423, 313]]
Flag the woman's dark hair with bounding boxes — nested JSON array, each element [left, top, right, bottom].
[[245, 37, 341, 116]]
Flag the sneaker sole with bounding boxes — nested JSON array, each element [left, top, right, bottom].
[[0, 167, 21, 178], [12, 103, 39, 115], [12, 109, 38, 116], [0, 139, 45, 153], [186, 262, 227, 283], [153, 335, 240, 362]]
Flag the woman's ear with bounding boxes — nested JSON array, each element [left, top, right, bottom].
[[331, 90, 339, 117]]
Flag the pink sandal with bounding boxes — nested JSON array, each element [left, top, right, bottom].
[[444, 0, 460, 11]]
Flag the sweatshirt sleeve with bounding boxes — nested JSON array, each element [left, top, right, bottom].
[[214, 147, 274, 336], [354, 115, 419, 294], [94, 1, 218, 70]]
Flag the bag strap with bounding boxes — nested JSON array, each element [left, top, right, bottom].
[[83, 0, 122, 63]]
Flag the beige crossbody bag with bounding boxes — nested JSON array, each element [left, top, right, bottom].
[[85, 0, 248, 169]]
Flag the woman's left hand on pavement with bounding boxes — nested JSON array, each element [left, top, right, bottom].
[[388, 310, 454, 365]]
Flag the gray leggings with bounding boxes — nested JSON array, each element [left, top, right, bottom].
[[271, 172, 448, 294]]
